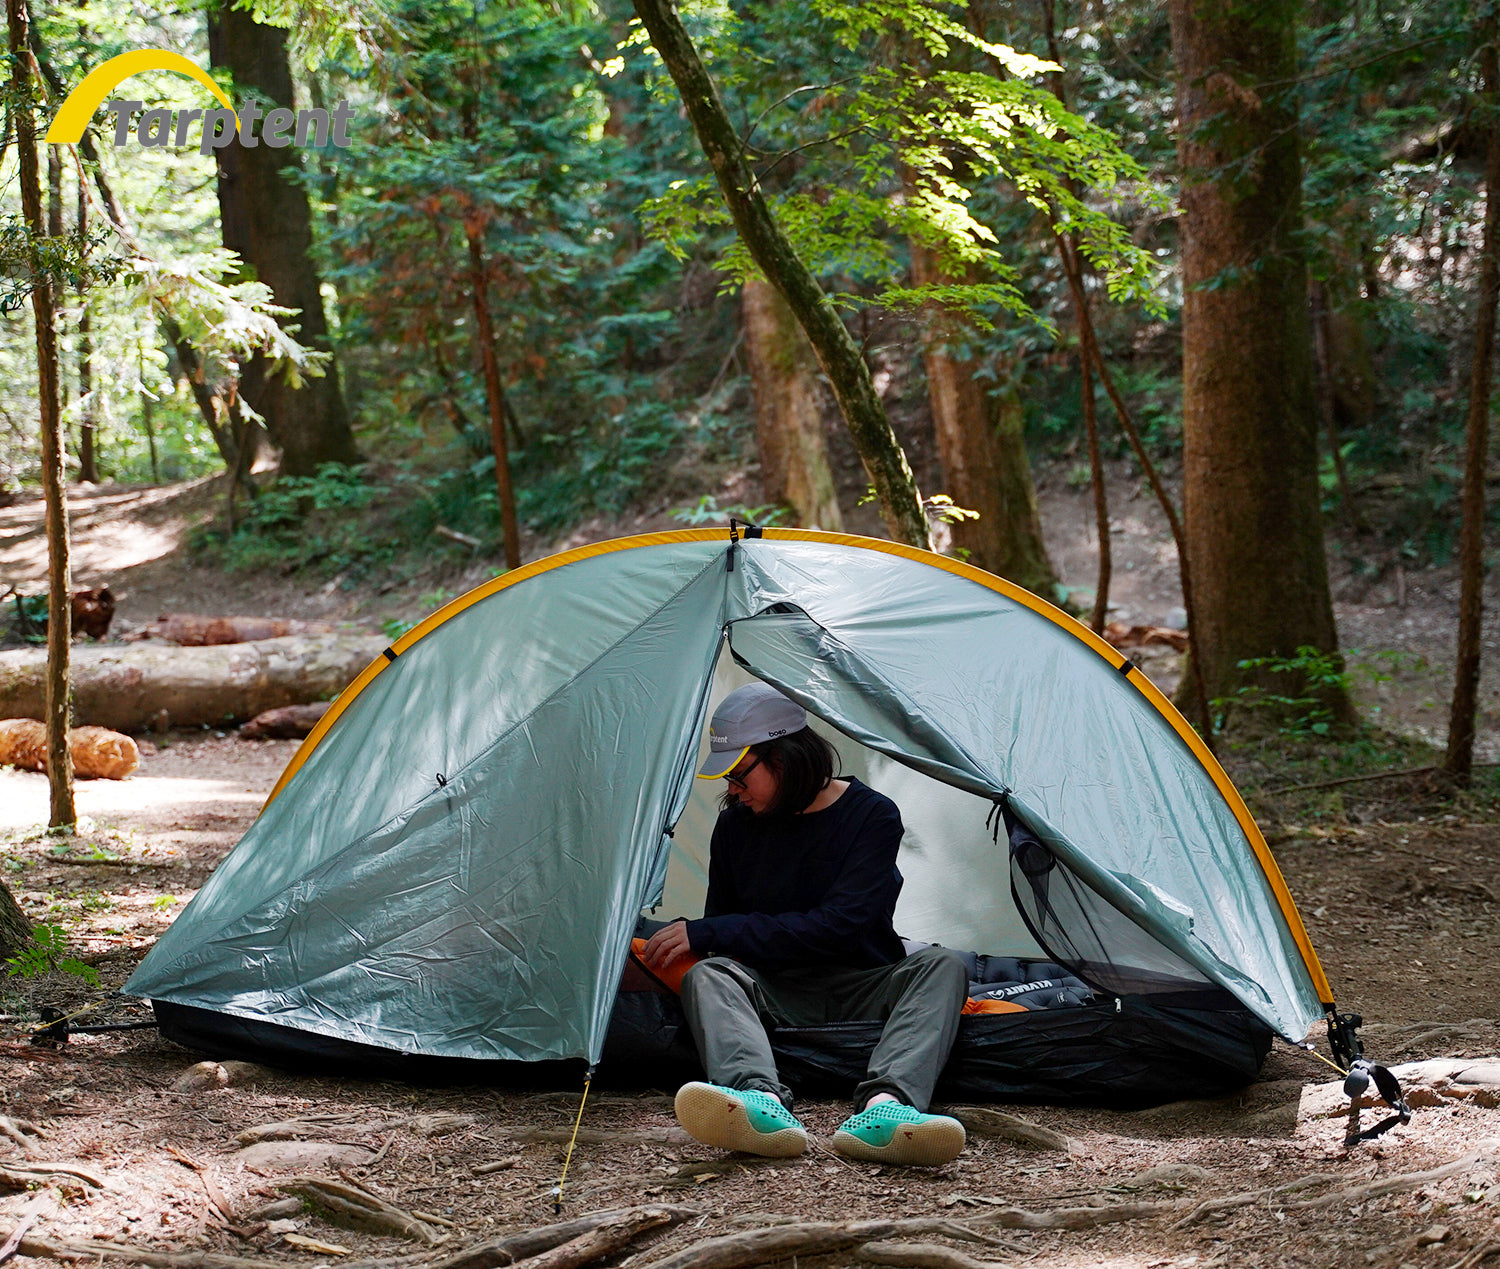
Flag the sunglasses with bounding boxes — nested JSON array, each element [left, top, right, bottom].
[[724, 756, 762, 791]]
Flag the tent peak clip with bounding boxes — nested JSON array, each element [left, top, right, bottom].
[[725, 518, 762, 572]]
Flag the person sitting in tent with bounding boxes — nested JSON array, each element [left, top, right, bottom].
[[640, 682, 969, 1167]]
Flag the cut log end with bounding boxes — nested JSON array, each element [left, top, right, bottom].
[[0, 719, 139, 779]]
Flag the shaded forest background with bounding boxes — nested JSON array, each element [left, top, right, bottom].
[[2, 0, 1499, 765]]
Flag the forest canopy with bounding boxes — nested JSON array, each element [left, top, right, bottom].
[[0, 0, 1495, 754]]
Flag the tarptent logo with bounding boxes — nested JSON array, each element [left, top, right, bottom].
[[46, 49, 354, 153]]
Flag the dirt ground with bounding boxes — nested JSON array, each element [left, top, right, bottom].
[[2, 478, 1500, 1269]]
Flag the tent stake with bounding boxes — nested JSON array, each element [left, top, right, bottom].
[[551, 1066, 595, 1215]]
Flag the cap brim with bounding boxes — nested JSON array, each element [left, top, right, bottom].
[[696, 745, 750, 780]]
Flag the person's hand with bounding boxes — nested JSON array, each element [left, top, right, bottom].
[[641, 920, 692, 971]]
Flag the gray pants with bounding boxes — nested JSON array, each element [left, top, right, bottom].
[[679, 946, 968, 1112]]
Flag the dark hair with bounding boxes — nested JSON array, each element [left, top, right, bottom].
[[721, 726, 842, 816]]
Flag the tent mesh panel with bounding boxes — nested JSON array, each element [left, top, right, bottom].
[[1006, 807, 1214, 998]]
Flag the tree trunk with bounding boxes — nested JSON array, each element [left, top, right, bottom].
[[1080, 355, 1111, 632], [10, 0, 76, 828], [207, 4, 358, 478], [1443, 14, 1500, 782], [464, 228, 523, 571], [77, 170, 98, 484], [1169, 0, 1350, 720], [909, 245, 1056, 591], [630, 0, 930, 549], [0, 633, 387, 733], [741, 276, 843, 530], [0, 879, 30, 962]]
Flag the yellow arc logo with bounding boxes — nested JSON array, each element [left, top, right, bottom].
[[46, 49, 238, 145]]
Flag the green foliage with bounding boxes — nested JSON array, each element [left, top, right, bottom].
[[671, 495, 789, 527], [0, 220, 127, 314], [1216, 646, 1351, 738], [380, 587, 455, 640], [637, 0, 1164, 331], [2, 591, 48, 644], [4, 924, 99, 986], [194, 464, 390, 574], [1215, 647, 1425, 739]]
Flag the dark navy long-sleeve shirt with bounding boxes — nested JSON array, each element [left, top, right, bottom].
[[683, 777, 907, 973]]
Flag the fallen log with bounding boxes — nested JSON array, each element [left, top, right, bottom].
[[0, 720, 139, 778], [124, 615, 341, 645], [238, 702, 330, 739], [0, 634, 387, 732]]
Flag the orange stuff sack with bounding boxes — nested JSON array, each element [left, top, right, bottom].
[[629, 938, 702, 993], [962, 997, 1029, 1015]]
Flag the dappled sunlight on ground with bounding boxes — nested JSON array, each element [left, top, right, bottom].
[[0, 769, 267, 832]]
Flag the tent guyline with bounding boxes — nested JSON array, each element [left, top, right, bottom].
[[123, 528, 1376, 1109]]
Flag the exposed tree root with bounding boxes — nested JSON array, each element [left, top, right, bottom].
[[1448, 1241, 1500, 1269], [8, 1205, 698, 1269], [509, 1128, 686, 1148], [853, 1241, 1014, 1269], [279, 1175, 447, 1245], [972, 1201, 1174, 1232], [635, 1218, 996, 1269], [442, 1207, 677, 1269], [0, 1118, 42, 1158], [1174, 1147, 1500, 1228], [237, 1114, 473, 1146], [1287, 1148, 1500, 1211], [943, 1106, 1075, 1154]]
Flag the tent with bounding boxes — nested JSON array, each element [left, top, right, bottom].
[[127, 528, 1342, 1103]]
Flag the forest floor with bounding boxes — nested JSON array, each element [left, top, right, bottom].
[[1, 473, 1500, 1269]]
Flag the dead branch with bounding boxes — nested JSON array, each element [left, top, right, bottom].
[[282, 1233, 353, 1256], [1269, 764, 1442, 794], [166, 1145, 236, 1221], [943, 1106, 1076, 1154], [471, 1157, 522, 1175], [0, 1191, 50, 1267], [853, 1241, 1013, 1269], [434, 526, 482, 550], [280, 1175, 446, 1245], [635, 1218, 996, 1269], [0, 1160, 107, 1189]]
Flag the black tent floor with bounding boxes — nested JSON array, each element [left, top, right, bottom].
[[152, 989, 1272, 1108]]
